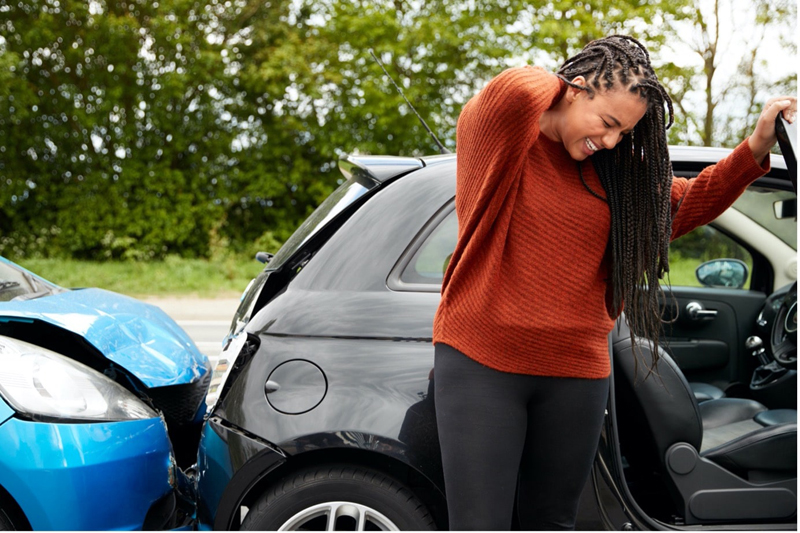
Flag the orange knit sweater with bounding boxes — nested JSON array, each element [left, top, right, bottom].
[[432, 66, 770, 379]]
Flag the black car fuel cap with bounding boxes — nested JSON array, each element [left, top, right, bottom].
[[266, 360, 328, 415]]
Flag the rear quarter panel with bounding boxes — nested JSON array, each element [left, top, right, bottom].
[[215, 163, 456, 486]]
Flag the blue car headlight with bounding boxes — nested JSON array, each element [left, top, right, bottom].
[[0, 336, 158, 422]]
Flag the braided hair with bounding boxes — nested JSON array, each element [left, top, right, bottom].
[[557, 35, 675, 374]]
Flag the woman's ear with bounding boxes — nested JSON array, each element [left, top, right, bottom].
[[566, 76, 587, 103]]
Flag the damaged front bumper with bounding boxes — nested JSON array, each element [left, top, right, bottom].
[[0, 407, 195, 530]]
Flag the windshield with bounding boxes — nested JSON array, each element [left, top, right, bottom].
[[0, 260, 63, 302], [732, 187, 797, 250], [267, 177, 373, 271]]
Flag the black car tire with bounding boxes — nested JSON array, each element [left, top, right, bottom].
[[241, 464, 436, 531]]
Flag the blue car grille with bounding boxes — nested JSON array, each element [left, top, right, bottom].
[[147, 371, 211, 425]]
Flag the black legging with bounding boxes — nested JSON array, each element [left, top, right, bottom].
[[434, 343, 610, 530]]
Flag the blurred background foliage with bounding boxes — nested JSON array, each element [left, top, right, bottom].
[[0, 0, 796, 263]]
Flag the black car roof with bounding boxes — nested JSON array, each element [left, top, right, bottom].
[[345, 145, 789, 185]]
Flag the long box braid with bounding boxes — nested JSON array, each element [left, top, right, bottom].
[[556, 35, 675, 375]]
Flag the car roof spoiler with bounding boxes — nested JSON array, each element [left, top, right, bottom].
[[339, 155, 425, 186]]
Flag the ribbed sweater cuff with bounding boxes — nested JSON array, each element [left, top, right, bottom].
[[736, 136, 771, 176]]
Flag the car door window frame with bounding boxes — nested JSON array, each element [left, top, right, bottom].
[[387, 198, 456, 293]]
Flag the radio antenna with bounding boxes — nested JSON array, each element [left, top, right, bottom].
[[369, 49, 451, 155]]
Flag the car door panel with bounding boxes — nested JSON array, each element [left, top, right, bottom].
[[661, 287, 765, 390]]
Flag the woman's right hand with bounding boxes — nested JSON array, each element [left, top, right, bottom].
[[747, 96, 797, 165]]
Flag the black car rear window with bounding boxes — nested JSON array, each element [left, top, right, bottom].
[[266, 177, 373, 271]]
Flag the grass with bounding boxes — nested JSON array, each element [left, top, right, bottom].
[[13, 255, 744, 299], [16, 256, 265, 298], [664, 258, 703, 288]]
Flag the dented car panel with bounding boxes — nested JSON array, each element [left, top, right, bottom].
[[0, 257, 209, 530], [0, 287, 207, 387]]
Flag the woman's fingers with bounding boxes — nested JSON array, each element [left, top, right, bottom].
[[769, 97, 796, 122], [748, 96, 797, 163], [781, 100, 797, 123]]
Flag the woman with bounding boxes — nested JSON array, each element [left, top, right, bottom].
[[432, 35, 796, 530]]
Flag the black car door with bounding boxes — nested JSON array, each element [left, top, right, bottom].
[[662, 116, 797, 396]]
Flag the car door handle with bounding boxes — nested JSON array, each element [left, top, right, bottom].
[[686, 301, 718, 320]]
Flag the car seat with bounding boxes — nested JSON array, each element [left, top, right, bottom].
[[689, 381, 724, 402], [611, 319, 797, 525]]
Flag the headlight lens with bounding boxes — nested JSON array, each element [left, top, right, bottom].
[[0, 336, 158, 421]]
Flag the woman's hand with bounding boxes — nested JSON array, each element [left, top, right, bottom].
[[748, 96, 797, 164]]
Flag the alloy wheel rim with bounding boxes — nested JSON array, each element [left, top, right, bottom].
[[278, 501, 399, 531]]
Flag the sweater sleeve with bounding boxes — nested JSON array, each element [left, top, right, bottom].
[[670, 138, 770, 241], [441, 67, 564, 293], [455, 67, 564, 230]]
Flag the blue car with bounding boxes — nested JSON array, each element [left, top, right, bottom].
[[0, 257, 210, 530]]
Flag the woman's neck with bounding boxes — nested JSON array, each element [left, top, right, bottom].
[[539, 96, 567, 143]]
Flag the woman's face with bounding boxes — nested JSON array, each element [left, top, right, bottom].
[[557, 77, 648, 161]]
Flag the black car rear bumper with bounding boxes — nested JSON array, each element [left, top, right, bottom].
[[196, 416, 287, 530]]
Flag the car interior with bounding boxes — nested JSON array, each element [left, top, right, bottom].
[[611, 117, 797, 527], [612, 314, 796, 525]]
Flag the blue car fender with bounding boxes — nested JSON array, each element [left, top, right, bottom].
[[0, 414, 175, 530]]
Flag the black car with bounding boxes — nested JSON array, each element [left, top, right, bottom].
[[195, 128, 797, 530]]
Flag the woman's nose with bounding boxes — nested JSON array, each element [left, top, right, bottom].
[[603, 131, 620, 149]]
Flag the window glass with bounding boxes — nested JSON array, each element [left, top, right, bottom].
[[400, 210, 458, 285], [400, 186, 794, 291], [0, 261, 61, 301], [668, 225, 753, 289], [268, 178, 371, 271], [732, 187, 796, 251], [0, 262, 35, 301]]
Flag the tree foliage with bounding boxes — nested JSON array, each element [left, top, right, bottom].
[[0, 0, 237, 259], [662, 0, 797, 147], [1, 0, 790, 261]]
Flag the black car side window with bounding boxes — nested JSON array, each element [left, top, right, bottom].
[[399, 209, 458, 287]]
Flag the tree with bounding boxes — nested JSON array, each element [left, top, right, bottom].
[[217, 0, 693, 248], [0, 0, 235, 259], [661, 0, 797, 147], [7, 0, 785, 261]]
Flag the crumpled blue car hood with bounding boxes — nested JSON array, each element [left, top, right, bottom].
[[0, 288, 208, 388]]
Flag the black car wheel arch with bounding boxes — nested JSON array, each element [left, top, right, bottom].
[[241, 464, 437, 531], [212, 445, 448, 530], [0, 484, 31, 531]]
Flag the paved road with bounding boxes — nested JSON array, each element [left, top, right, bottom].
[[143, 296, 240, 368]]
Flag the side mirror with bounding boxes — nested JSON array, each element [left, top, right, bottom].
[[255, 251, 274, 264], [773, 198, 797, 219], [696, 259, 749, 289]]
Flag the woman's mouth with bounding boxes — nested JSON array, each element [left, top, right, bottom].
[[585, 138, 599, 152]]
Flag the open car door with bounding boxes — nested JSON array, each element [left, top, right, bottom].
[[595, 117, 797, 530]]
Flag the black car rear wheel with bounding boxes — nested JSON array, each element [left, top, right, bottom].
[[241, 464, 436, 531]]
